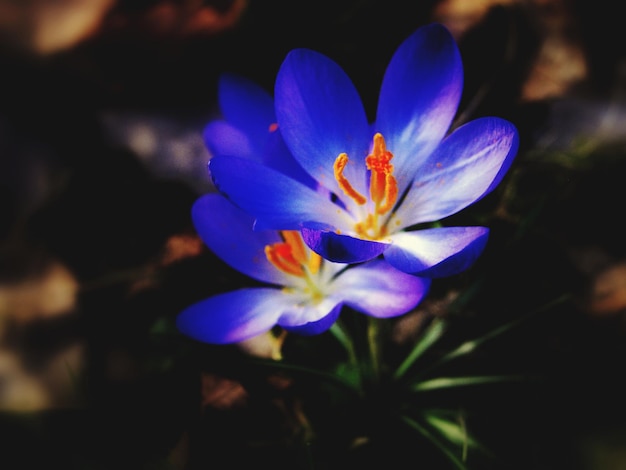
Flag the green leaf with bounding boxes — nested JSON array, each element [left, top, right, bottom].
[[400, 415, 469, 470], [414, 294, 570, 379], [424, 411, 472, 460], [411, 375, 527, 392], [393, 318, 447, 380]]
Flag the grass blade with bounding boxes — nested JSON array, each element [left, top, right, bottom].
[[393, 318, 446, 380], [400, 415, 469, 470], [411, 375, 528, 392]]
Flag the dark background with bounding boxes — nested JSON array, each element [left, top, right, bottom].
[[2, 0, 626, 468]]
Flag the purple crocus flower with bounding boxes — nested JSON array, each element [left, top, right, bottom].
[[209, 23, 519, 278], [177, 193, 430, 344]]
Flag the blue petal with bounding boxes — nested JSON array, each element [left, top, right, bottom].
[[281, 304, 342, 335], [275, 48, 371, 200], [301, 225, 390, 263], [385, 227, 489, 277], [192, 194, 291, 285], [394, 117, 519, 227], [209, 74, 321, 189], [218, 73, 276, 150], [376, 23, 463, 192], [262, 128, 320, 190], [277, 293, 343, 326], [176, 288, 286, 344], [209, 155, 351, 230], [333, 260, 430, 318], [203, 121, 254, 160], [204, 122, 316, 189]]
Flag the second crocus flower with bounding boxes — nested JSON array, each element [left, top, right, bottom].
[[177, 194, 430, 344]]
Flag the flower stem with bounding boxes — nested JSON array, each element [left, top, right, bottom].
[[367, 316, 381, 382]]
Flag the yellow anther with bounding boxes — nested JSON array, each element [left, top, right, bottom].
[[333, 153, 367, 205], [307, 251, 322, 275]]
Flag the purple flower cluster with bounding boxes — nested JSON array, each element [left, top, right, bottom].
[[177, 23, 519, 344]]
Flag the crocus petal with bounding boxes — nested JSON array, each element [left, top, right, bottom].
[[209, 155, 351, 230], [275, 48, 371, 200], [203, 121, 254, 160], [277, 297, 343, 330], [262, 129, 320, 190], [218, 73, 276, 148], [376, 23, 463, 191], [333, 260, 430, 318], [301, 225, 390, 263], [192, 193, 293, 286], [394, 117, 519, 227], [385, 227, 489, 277], [204, 122, 318, 192], [280, 304, 342, 335], [176, 288, 287, 344]]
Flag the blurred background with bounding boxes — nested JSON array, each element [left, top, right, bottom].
[[1, 0, 626, 469]]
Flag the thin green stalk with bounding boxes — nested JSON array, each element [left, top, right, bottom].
[[367, 316, 381, 382], [459, 414, 468, 461], [304, 440, 316, 470]]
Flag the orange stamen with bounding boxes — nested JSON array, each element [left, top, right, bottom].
[[377, 174, 398, 214], [332, 133, 398, 240], [265, 231, 321, 277], [365, 133, 398, 215], [265, 243, 304, 277], [333, 153, 367, 205], [281, 230, 307, 265], [268, 122, 279, 132]]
